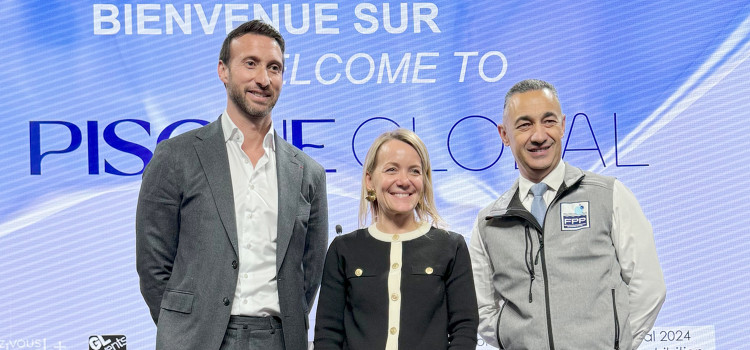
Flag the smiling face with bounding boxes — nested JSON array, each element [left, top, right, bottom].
[[366, 139, 424, 227], [218, 33, 283, 121], [499, 88, 566, 183]]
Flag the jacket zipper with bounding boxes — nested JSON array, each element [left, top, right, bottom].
[[524, 225, 535, 303], [537, 183, 576, 350], [612, 289, 620, 350], [501, 209, 555, 350], [495, 302, 506, 349], [491, 179, 579, 350]]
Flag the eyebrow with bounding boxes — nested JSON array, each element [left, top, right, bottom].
[[381, 161, 422, 168], [514, 111, 557, 124], [241, 55, 283, 68]]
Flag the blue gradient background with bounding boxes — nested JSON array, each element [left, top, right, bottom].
[[1, 1, 749, 349]]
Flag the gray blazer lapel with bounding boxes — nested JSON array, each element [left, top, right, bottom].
[[275, 134, 303, 272], [194, 118, 239, 256]]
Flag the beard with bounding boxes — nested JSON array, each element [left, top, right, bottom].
[[227, 82, 278, 120]]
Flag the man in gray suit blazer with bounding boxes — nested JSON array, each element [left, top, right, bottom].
[[136, 20, 328, 350]]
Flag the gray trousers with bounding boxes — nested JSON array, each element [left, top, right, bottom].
[[219, 315, 285, 350]]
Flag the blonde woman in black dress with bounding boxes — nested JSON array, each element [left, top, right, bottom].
[[314, 129, 478, 350]]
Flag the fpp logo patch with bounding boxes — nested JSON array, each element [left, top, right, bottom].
[[560, 202, 590, 230], [89, 335, 126, 350]]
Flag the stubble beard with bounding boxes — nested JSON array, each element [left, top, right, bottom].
[[228, 83, 277, 121]]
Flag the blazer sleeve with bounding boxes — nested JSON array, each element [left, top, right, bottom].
[[446, 233, 480, 349], [303, 162, 329, 312], [313, 237, 347, 349], [135, 141, 181, 324]]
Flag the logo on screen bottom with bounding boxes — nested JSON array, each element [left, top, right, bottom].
[[89, 335, 126, 350]]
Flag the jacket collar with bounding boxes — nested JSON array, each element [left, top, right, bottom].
[[486, 162, 585, 219], [194, 117, 239, 256]]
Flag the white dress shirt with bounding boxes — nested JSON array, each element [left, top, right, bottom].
[[517, 161, 566, 213], [470, 161, 665, 349], [221, 111, 281, 316]]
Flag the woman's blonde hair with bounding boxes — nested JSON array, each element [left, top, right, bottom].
[[358, 128, 444, 228]]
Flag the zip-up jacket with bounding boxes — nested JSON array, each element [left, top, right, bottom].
[[470, 163, 665, 350]]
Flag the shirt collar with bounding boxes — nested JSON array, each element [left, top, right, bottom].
[[518, 160, 565, 197], [221, 110, 276, 151]]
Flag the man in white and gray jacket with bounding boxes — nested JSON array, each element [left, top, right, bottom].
[[469, 79, 666, 350]]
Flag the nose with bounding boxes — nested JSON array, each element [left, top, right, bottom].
[[530, 123, 547, 144], [255, 68, 270, 88], [395, 170, 410, 186]]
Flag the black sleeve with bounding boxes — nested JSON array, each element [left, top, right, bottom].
[[313, 237, 347, 349], [446, 234, 480, 349]]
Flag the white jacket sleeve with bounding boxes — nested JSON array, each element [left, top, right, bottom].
[[612, 180, 667, 349], [469, 216, 503, 348]]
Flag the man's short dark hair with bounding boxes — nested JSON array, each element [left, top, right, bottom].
[[219, 20, 285, 65], [503, 79, 560, 110]]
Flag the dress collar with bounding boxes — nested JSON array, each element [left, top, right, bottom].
[[368, 221, 431, 243]]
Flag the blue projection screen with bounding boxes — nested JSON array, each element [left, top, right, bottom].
[[2, 1, 749, 349]]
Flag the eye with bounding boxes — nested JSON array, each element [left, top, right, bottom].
[[269, 64, 282, 73], [384, 167, 397, 173], [245, 60, 256, 68], [410, 168, 422, 175], [517, 122, 531, 130], [543, 118, 558, 126]]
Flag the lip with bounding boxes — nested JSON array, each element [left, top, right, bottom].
[[247, 89, 272, 102], [527, 144, 552, 157], [388, 192, 413, 198]]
